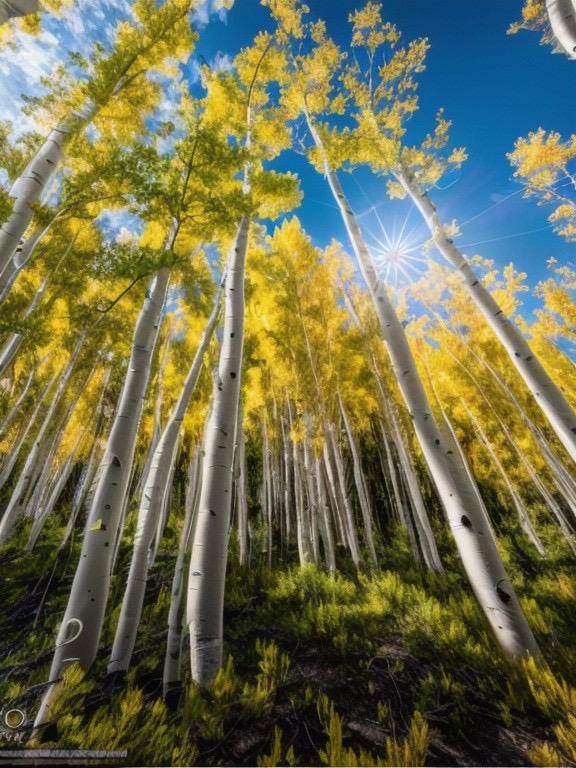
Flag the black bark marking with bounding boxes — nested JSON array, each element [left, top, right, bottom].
[[435, 439, 440, 446], [525, 355, 533, 362], [112, 456, 121, 466], [230, 333, 235, 338], [230, 371, 236, 378], [496, 579, 512, 603], [209, 509, 216, 516], [461, 515, 472, 529], [495, 310, 503, 316], [496, 585, 511, 604], [471, 280, 479, 286]]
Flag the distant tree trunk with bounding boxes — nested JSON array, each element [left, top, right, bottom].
[[108, 283, 221, 675], [163, 452, 201, 699], [0, 335, 85, 544], [395, 164, 576, 464], [186, 216, 249, 689], [34, 266, 170, 730], [338, 394, 378, 567], [235, 414, 249, 565]]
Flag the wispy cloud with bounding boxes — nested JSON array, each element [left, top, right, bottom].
[[191, 0, 229, 29]]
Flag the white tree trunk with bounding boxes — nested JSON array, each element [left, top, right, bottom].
[[55, 369, 112, 552], [325, 422, 361, 565], [395, 165, 576, 464], [0, 0, 39, 25], [235, 414, 249, 565], [186, 216, 249, 689], [0, 368, 34, 438], [0, 106, 95, 276], [34, 267, 170, 730], [338, 394, 378, 567], [546, 0, 576, 58], [108, 283, 221, 675], [25, 427, 86, 552], [315, 456, 336, 571], [163, 452, 201, 698], [306, 112, 539, 658], [0, 335, 84, 543]]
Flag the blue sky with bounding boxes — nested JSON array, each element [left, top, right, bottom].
[[0, 0, 574, 313], [193, 0, 575, 299]]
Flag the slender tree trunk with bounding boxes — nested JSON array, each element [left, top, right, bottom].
[[164, 452, 201, 699], [338, 394, 378, 567], [545, 0, 576, 59], [0, 335, 85, 544], [0, 0, 39, 25], [59, 386, 109, 553], [236, 414, 249, 565], [34, 267, 170, 730], [315, 456, 336, 571], [108, 284, 221, 675], [395, 164, 576, 463], [306, 110, 539, 658], [186, 216, 249, 689], [0, 106, 95, 278], [0, 368, 35, 439]]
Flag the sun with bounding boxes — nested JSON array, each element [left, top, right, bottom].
[[365, 205, 429, 291]]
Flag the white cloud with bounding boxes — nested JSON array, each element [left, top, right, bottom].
[[191, 0, 229, 29], [212, 50, 233, 72]]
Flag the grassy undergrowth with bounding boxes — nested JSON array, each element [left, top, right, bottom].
[[1, 520, 575, 765]]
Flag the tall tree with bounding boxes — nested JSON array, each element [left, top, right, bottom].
[[0, 0, 196, 285], [266, 0, 540, 659]]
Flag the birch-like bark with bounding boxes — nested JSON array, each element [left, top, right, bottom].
[[21, 361, 96, 523], [0, 106, 95, 276], [0, 335, 84, 544], [0, 370, 56, 489], [163, 452, 200, 698], [0, 368, 35, 439], [545, 0, 576, 58], [306, 111, 539, 658], [325, 422, 361, 566], [315, 456, 336, 571], [56, 370, 111, 552], [302, 434, 320, 564], [0, 261, 45, 358], [34, 267, 170, 730], [186, 216, 249, 688], [25, 427, 87, 552], [108, 284, 221, 675], [0, 0, 39, 24], [468, 410, 546, 556], [236, 414, 249, 565], [395, 165, 576, 463], [338, 394, 378, 567]]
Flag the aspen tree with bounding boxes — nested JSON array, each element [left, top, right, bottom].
[[0, 333, 85, 544], [0, 0, 197, 284], [186, 33, 299, 686], [266, 1, 540, 659], [108, 281, 222, 675], [34, 264, 171, 730]]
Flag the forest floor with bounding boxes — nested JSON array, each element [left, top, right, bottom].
[[1, 526, 575, 767]]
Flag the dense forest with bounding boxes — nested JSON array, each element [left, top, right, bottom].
[[1, 0, 576, 765]]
